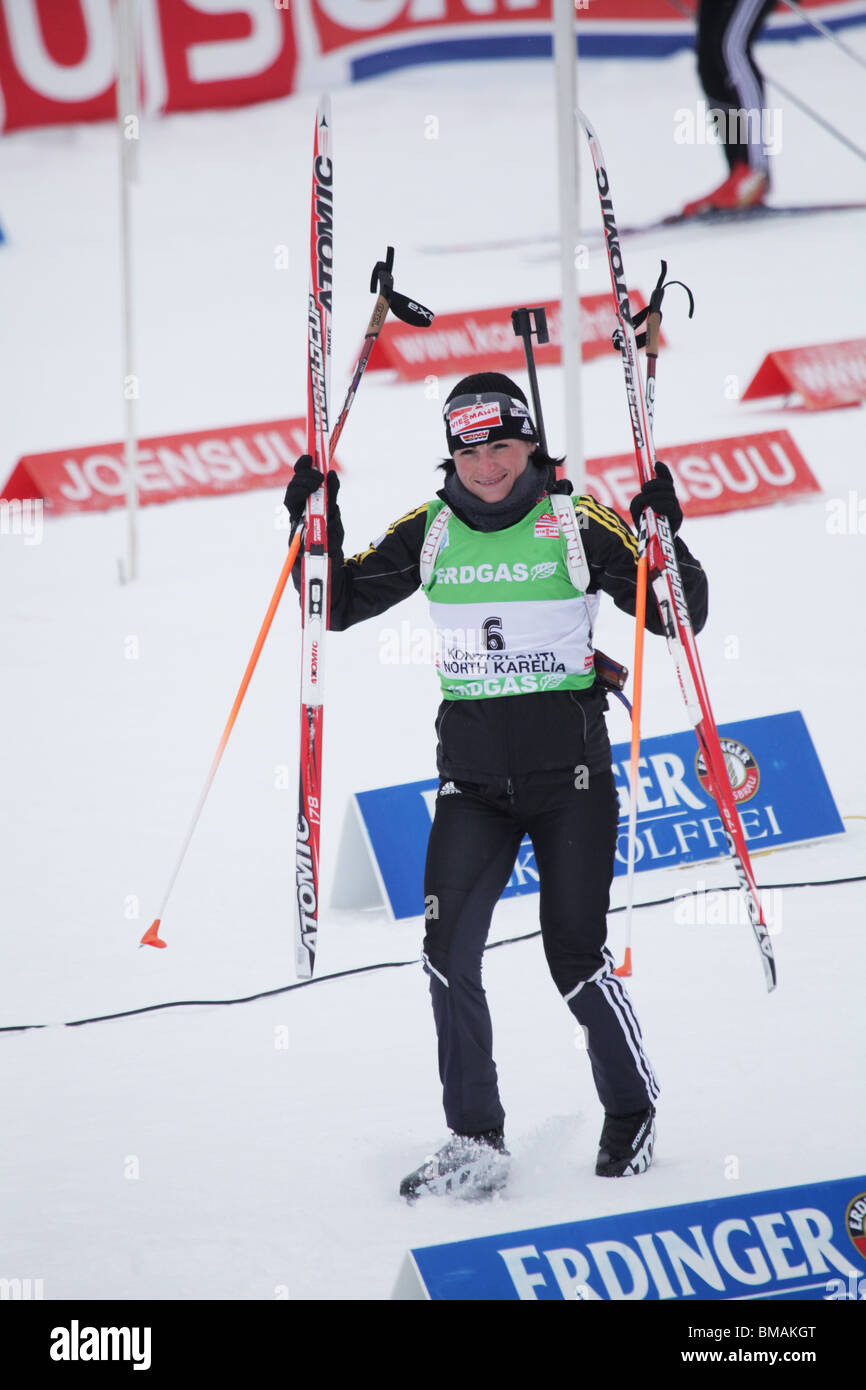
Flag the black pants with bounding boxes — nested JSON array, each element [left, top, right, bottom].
[[422, 770, 659, 1136], [698, 0, 777, 172]]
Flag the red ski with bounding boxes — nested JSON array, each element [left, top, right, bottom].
[[578, 109, 777, 992], [295, 97, 333, 979]]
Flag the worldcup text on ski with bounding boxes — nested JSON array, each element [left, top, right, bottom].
[[673, 101, 783, 156]]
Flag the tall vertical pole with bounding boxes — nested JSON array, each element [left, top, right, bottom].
[[553, 0, 584, 489], [115, 0, 139, 582]]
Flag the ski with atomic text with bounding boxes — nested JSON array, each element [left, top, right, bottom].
[[578, 108, 777, 992], [295, 96, 333, 979]]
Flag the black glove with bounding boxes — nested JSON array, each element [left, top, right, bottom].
[[547, 475, 574, 496], [283, 455, 344, 555], [629, 460, 682, 534]]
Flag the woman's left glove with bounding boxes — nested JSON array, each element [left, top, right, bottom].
[[284, 454, 344, 555], [629, 460, 682, 534]]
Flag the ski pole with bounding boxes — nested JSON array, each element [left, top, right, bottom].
[[616, 539, 646, 980], [615, 295, 658, 980], [511, 303, 633, 760], [139, 527, 302, 949], [776, 0, 866, 73], [331, 246, 434, 459], [512, 301, 642, 939], [615, 261, 694, 979], [510, 306, 550, 454], [615, 301, 657, 979], [759, 72, 866, 166], [141, 253, 434, 950]]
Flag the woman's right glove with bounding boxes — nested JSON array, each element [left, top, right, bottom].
[[284, 455, 344, 555], [629, 460, 683, 535]]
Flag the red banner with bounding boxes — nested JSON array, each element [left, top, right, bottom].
[[0, 0, 297, 133], [309, 0, 552, 56], [742, 339, 866, 411], [585, 429, 820, 519], [368, 292, 657, 381], [0, 1, 853, 133], [308, 0, 847, 53], [0, 422, 821, 523], [1, 418, 318, 515]]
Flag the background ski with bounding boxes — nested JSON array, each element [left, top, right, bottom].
[[577, 108, 777, 993], [417, 200, 866, 256], [295, 96, 333, 980], [660, 200, 866, 227]]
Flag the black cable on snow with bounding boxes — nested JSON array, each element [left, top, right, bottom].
[[2, 873, 863, 1035], [0, 958, 416, 1034]]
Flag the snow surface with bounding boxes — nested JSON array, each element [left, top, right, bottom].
[[1, 37, 865, 1301]]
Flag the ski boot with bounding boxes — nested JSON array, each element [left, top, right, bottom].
[[400, 1127, 510, 1202], [596, 1105, 655, 1177], [681, 164, 768, 219]]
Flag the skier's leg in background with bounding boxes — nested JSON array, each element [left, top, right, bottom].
[[742, 0, 780, 165], [699, 0, 745, 172], [422, 781, 523, 1137], [719, 0, 777, 174], [685, 0, 777, 212]]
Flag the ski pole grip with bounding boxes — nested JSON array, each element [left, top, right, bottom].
[[646, 310, 662, 359], [365, 292, 390, 338]]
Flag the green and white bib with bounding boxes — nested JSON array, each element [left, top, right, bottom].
[[421, 496, 599, 701]]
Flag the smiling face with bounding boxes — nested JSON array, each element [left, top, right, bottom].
[[451, 438, 536, 503]]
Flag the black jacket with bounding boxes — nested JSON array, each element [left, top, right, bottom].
[[293, 485, 709, 789]]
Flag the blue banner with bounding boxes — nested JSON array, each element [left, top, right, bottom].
[[355, 711, 843, 920], [405, 1175, 866, 1301], [350, 8, 866, 78]]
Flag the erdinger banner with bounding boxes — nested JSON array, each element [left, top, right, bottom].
[[393, 1174, 866, 1300], [743, 339, 866, 410], [586, 430, 820, 520], [337, 712, 842, 920], [367, 292, 656, 382], [1, 418, 314, 514]]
